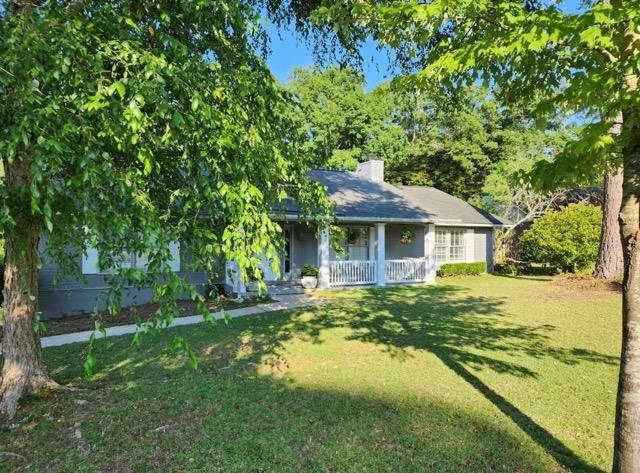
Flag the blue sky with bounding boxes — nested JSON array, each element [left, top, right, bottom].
[[266, 25, 393, 91], [265, 0, 584, 90]]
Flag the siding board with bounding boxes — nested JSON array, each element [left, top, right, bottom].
[[38, 240, 219, 319]]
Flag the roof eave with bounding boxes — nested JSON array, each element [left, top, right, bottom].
[[274, 213, 512, 227]]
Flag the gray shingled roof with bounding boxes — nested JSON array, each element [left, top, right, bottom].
[[278, 169, 509, 226], [396, 185, 509, 226]]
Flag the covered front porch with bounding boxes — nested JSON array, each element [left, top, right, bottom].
[[267, 222, 437, 289], [225, 221, 484, 295], [319, 223, 437, 288]]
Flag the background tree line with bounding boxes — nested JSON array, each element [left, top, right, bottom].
[[287, 66, 583, 225]]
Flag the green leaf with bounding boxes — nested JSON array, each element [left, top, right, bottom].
[[84, 352, 96, 377], [125, 18, 140, 30], [171, 111, 185, 128], [115, 82, 126, 98], [138, 149, 153, 175]]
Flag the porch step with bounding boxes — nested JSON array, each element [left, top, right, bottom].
[[247, 281, 309, 296]]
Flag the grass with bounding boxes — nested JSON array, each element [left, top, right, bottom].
[[0, 275, 620, 472]]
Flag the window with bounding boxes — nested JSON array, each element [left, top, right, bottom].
[[435, 229, 465, 263], [330, 226, 370, 261], [82, 242, 180, 274], [436, 230, 448, 262], [449, 230, 464, 261]]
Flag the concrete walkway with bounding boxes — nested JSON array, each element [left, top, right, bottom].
[[40, 294, 325, 348]]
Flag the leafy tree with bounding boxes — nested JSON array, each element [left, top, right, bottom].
[[378, 84, 574, 204], [287, 66, 409, 170], [302, 0, 640, 469], [289, 66, 570, 206], [519, 204, 602, 272], [0, 1, 327, 418], [472, 116, 574, 217], [385, 87, 491, 198]]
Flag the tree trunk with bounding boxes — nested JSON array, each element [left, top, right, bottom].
[[0, 157, 53, 420], [595, 166, 624, 279], [612, 107, 640, 472]]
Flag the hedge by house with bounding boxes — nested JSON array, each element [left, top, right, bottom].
[[518, 204, 602, 273], [438, 262, 487, 277]]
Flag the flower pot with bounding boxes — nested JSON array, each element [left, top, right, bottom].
[[301, 276, 318, 289], [400, 238, 412, 245]]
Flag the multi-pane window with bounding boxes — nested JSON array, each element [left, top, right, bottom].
[[435, 229, 465, 263], [435, 230, 448, 261], [330, 226, 369, 261], [449, 230, 464, 261], [82, 242, 180, 274]]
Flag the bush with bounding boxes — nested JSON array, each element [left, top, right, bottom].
[[494, 261, 518, 276], [518, 203, 602, 273], [301, 264, 319, 277], [437, 262, 487, 277]]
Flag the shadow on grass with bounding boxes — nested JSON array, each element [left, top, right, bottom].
[[12, 353, 553, 472], [233, 284, 614, 472], [30, 284, 615, 472]]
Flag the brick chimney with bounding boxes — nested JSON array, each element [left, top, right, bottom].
[[356, 155, 384, 182]]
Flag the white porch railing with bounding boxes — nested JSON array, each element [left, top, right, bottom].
[[385, 258, 429, 283], [329, 260, 376, 286]]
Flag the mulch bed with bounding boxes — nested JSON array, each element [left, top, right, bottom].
[[42, 296, 272, 337], [550, 274, 622, 299]]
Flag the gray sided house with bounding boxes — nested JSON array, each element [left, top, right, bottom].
[[39, 241, 211, 319], [227, 160, 509, 294], [39, 159, 508, 318]]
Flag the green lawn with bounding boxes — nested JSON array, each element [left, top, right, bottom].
[[0, 276, 620, 472]]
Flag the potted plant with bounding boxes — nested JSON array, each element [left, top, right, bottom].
[[347, 228, 361, 245], [300, 264, 319, 289], [400, 227, 415, 244]]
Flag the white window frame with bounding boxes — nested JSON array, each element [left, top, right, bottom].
[[82, 242, 180, 274], [435, 229, 465, 263], [330, 226, 370, 261]]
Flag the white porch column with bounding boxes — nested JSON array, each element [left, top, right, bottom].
[[368, 226, 376, 261], [424, 224, 436, 284], [225, 259, 246, 297], [318, 226, 330, 289], [376, 223, 386, 286]]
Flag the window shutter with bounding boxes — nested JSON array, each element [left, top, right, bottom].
[[82, 246, 100, 274], [168, 241, 181, 272], [465, 229, 475, 263]]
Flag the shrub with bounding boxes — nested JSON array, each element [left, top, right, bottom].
[[438, 262, 487, 277], [494, 261, 518, 276], [518, 203, 602, 273], [301, 264, 319, 278]]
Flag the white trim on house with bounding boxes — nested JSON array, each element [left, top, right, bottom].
[[435, 228, 467, 264], [424, 223, 436, 283], [225, 259, 246, 296], [82, 246, 101, 275], [318, 226, 330, 289], [273, 213, 511, 228], [375, 223, 386, 287], [465, 228, 475, 263]]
